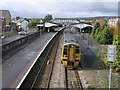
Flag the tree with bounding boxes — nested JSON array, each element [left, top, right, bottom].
[[43, 14, 53, 22], [28, 18, 40, 28], [93, 27, 99, 38], [104, 34, 120, 72], [91, 22, 100, 37], [93, 24, 113, 45], [112, 34, 120, 71], [104, 28, 113, 44], [94, 22, 100, 30]]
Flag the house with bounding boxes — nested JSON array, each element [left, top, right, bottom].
[[0, 10, 11, 35], [0, 10, 11, 26], [10, 21, 17, 31], [21, 18, 29, 31], [108, 17, 119, 27], [15, 17, 29, 31]]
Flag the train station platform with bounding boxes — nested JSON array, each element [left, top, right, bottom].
[[2, 32, 57, 88]]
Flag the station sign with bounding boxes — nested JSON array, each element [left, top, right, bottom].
[[108, 45, 116, 62]]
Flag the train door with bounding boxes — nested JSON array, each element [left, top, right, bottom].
[[62, 45, 68, 66], [69, 45, 74, 61], [74, 46, 80, 67]]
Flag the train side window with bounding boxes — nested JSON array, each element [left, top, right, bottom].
[[64, 46, 67, 48], [75, 49, 79, 53], [63, 48, 67, 55]]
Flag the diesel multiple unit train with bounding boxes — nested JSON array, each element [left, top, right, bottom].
[[61, 30, 81, 68]]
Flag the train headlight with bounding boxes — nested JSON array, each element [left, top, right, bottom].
[[75, 60, 79, 62], [64, 55, 67, 57], [76, 56, 78, 58], [71, 45, 74, 47]]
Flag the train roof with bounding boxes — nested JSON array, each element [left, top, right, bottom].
[[63, 31, 79, 46]]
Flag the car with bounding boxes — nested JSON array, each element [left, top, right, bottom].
[[18, 31, 29, 35], [1, 35, 5, 39]]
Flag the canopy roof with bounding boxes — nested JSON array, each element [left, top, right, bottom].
[[72, 24, 93, 29], [45, 22, 58, 27], [37, 24, 44, 26]]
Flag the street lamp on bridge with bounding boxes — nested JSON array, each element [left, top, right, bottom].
[[1, 17, 5, 39]]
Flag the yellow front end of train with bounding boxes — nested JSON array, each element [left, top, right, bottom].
[[62, 44, 81, 68]]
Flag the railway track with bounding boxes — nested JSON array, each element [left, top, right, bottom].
[[65, 67, 68, 89], [31, 34, 61, 88], [74, 70, 83, 89], [65, 68, 83, 89], [18, 30, 63, 89]]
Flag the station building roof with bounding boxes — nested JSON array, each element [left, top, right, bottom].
[[37, 22, 59, 27], [45, 22, 58, 27], [37, 24, 44, 27], [72, 24, 93, 29]]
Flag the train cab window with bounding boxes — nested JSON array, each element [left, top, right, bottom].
[[75, 49, 79, 53], [65, 40, 67, 42], [63, 48, 67, 55], [64, 46, 67, 48]]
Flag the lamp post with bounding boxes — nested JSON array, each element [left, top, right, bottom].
[[87, 33, 89, 49], [26, 21, 27, 35], [1, 17, 4, 39], [87, 27, 90, 49], [76, 19, 81, 35]]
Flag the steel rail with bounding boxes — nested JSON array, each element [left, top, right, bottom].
[[65, 67, 68, 90], [30, 40, 53, 88], [17, 30, 63, 88], [31, 33, 61, 88], [46, 35, 61, 89], [74, 70, 83, 89]]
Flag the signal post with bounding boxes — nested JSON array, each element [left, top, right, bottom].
[[108, 45, 116, 90]]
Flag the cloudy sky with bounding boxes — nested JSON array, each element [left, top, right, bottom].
[[0, 0, 119, 18]]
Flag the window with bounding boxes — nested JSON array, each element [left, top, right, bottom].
[[76, 46, 79, 48], [63, 48, 67, 55], [75, 49, 79, 53]]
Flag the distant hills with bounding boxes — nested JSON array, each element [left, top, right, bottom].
[[78, 16, 120, 19], [23, 16, 120, 20]]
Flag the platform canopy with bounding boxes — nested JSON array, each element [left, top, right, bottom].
[[37, 24, 44, 27], [45, 22, 58, 27], [72, 23, 93, 29]]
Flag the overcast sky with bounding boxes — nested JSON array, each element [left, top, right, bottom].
[[0, 0, 119, 18]]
